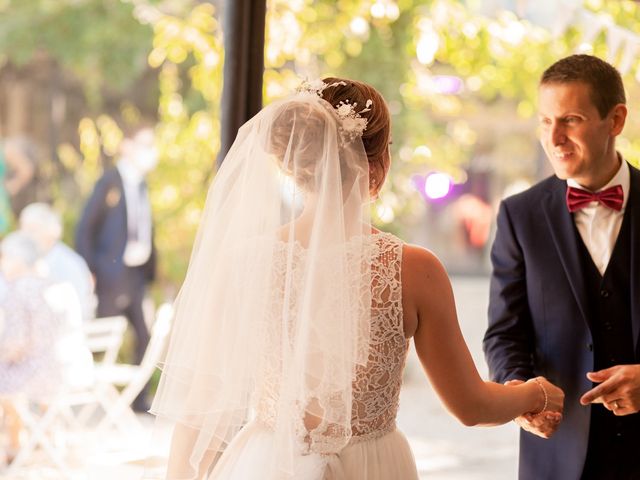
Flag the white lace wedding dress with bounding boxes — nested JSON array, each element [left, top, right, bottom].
[[209, 232, 419, 480]]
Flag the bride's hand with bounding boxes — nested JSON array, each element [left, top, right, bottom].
[[506, 378, 564, 439]]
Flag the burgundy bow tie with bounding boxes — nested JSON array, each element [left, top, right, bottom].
[[566, 185, 624, 212]]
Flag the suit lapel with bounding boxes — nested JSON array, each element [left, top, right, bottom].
[[627, 166, 640, 355], [541, 178, 591, 326]]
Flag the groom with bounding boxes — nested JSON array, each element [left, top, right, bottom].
[[484, 54, 640, 479]]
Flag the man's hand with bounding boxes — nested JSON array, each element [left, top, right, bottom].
[[505, 379, 563, 439], [580, 364, 640, 416]]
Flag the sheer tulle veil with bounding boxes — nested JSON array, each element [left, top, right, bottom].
[[147, 82, 378, 479]]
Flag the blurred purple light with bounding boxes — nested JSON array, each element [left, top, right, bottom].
[[424, 172, 452, 199], [433, 75, 463, 94]]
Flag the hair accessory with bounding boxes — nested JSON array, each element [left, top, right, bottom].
[[297, 79, 373, 145]]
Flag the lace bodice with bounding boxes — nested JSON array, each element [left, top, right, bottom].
[[254, 232, 408, 446], [351, 232, 408, 439]]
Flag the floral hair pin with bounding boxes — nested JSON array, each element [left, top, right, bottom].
[[297, 79, 373, 145]]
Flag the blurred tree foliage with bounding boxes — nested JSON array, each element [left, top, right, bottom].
[[2, 0, 640, 288], [0, 0, 155, 106]]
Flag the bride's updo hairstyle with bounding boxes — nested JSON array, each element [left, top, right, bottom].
[[319, 77, 391, 186], [268, 78, 390, 192], [268, 100, 329, 190]]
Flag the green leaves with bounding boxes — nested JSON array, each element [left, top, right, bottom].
[[0, 0, 153, 92]]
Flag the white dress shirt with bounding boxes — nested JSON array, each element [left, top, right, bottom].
[[117, 162, 153, 267], [567, 159, 629, 275]]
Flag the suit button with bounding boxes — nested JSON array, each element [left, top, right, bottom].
[[600, 289, 610, 298], [610, 357, 617, 363], [604, 322, 613, 331]]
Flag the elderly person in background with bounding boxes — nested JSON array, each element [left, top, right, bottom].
[[19, 203, 95, 322], [0, 232, 62, 461]]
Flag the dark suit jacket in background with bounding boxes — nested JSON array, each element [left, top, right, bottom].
[[483, 164, 640, 480], [75, 168, 156, 309]]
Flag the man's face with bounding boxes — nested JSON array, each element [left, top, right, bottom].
[[132, 128, 158, 173], [538, 81, 619, 190], [122, 128, 158, 174]]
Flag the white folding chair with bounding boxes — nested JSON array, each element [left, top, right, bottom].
[[4, 396, 71, 475], [71, 315, 128, 426], [83, 315, 128, 365], [91, 303, 173, 434], [4, 381, 115, 475]]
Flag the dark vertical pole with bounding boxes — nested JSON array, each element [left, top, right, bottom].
[[217, 0, 267, 168]]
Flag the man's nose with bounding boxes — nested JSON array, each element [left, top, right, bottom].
[[550, 124, 566, 146]]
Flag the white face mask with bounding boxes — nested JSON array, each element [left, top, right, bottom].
[[134, 147, 158, 174]]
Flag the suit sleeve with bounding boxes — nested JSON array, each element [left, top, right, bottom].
[[483, 200, 536, 383], [74, 174, 110, 274]]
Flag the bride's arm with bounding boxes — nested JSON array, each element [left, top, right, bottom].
[[402, 245, 563, 427]]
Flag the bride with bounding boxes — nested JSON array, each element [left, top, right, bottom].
[[149, 78, 564, 480]]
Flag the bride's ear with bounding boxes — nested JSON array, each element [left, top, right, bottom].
[[368, 148, 391, 197], [368, 160, 384, 198]]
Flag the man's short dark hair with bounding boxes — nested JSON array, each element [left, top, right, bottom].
[[540, 54, 626, 118]]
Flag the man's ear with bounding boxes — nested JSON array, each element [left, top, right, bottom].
[[610, 103, 627, 137]]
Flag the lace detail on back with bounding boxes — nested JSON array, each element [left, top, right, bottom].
[[254, 232, 408, 447], [351, 232, 408, 438]]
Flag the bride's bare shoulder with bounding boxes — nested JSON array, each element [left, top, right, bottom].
[[401, 243, 448, 279], [401, 243, 453, 304], [400, 243, 452, 337]]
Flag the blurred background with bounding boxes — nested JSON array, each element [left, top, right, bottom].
[[2, 0, 639, 285], [1, 0, 640, 478]]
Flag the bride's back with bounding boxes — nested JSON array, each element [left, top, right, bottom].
[[254, 232, 408, 445]]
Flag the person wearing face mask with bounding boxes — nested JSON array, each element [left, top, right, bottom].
[[75, 123, 158, 412]]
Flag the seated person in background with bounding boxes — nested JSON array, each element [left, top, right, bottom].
[[19, 202, 95, 322], [0, 232, 62, 460], [0, 271, 6, 303]]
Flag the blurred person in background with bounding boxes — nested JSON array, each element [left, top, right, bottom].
[[19, 202, 95, 323], [0, 138, 35, 235], [0, 232, 62, 463], [75, 123, 157, 412], [1, 137, 38, 217], [0, 141, 14, 236]]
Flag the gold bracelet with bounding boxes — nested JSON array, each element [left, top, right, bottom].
[[530, 377, 548, 417]]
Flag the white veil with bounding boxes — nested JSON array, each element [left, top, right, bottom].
[[149, 84, 374, 479]]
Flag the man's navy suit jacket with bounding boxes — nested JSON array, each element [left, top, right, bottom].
[[75, 168, 156, 301], [484, 164, 640, 480]]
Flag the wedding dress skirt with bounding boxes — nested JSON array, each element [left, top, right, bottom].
[[208, 419, 419, 480]]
